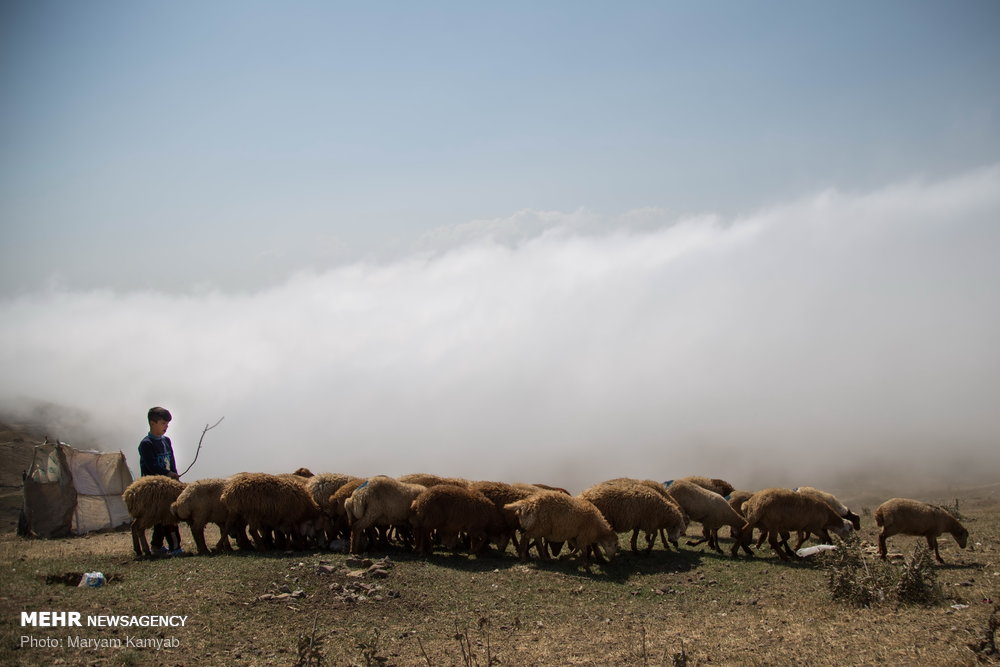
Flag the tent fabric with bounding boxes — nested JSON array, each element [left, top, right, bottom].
[[23, 443, 76, 538], [65, 446, 133, 534], [22, 441, 134, 537]]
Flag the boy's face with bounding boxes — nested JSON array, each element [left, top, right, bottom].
[[149, 419, 169, 437]]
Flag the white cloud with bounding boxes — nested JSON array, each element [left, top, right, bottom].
[[3, 166, 999, 494]]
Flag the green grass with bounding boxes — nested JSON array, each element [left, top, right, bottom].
[[2, 507, 998, 666]]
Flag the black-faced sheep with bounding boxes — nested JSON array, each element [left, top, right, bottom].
[[664, 480, 745, 554], [169, 477, 231, 555], [409, 484, 507, 555], [740, 487, 853, 561], [344, 476, 426, 553], [581, 482, 687, 554], [874, 497, 969, 564], [795, 486, 862, 530], [220, 473, 323, 551], [123, 475, 186, 557], [504, 491, 618, 566]]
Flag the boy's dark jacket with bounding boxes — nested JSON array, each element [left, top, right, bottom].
[[138, 434, 177, 476]]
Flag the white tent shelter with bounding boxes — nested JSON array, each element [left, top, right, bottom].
[[21, 440, 133, 537]]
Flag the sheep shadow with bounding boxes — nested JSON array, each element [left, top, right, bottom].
[[935, 560, 984, 572]]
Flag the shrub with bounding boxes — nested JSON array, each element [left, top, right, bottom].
[[822, 534, 943, 608]]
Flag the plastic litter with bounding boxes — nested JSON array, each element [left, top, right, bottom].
[[795, 544, 838, 557], [78, 572, 106, 587]]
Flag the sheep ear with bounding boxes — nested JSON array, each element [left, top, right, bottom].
[[663, 480, 673, 487]]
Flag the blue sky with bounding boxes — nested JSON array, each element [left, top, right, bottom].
[[2, 1, 998, 293], [1, 2, 999, 489]]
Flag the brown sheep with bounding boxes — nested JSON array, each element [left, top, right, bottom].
[[504, 491, 618, 567], [123, 475, 186, 557], [398, 473, 469, 488], [740, 488, 853, 560], [874, 497, 969, 563], [220, 473, 323, 550], [675, 475, 736, 497], [409, 484, 507, 555], [581, 482, 687, 554], [169, 477, 231, 555], [470, 481, 542, 553]]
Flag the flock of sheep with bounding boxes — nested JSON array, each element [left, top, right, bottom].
[[121, 470, 971, 567]]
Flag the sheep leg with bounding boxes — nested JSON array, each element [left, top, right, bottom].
[[213, 524, 232, 552], [130, 521, 148, 557], [927, 535, 944, 563], [792, 531, 810, 551], [227, 517, 255, 550], [768, 531, 791, 561], [349, 521, 369, 554], [630, 529, 640, 554], [517, 535, 530, 561], [878, 531, 889, 559], [644, 530, 657, 553], [779, 532, 798, 559], [707, 528, 724, 554], [755, 530, 768, 548], [190, 522, 211, 555]]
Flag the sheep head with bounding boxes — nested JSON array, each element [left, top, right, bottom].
[[833, 519, 854, 539]]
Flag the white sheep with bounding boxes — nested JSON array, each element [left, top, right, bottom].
[[169, 477, 230, 555], [581, 482, 687, 553], [664, 480, 745, 554], [504, 491, 618, 567], [122, 475, 186, 557], [874, 497, 969, 563], [344, 476, 427, 553]]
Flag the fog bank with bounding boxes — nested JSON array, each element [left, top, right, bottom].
[[2, 167, 999, 493]]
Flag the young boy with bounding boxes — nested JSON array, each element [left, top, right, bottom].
[[138, 406, 183, 555]]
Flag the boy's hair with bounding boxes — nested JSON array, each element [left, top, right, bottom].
[[147, 406, 172, 423]]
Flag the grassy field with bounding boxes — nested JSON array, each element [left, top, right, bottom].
[[1, 496, 998, 666]]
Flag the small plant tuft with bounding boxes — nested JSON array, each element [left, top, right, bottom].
[[295, 615, 326, 667], [671, 640, 689, 666], [895, 543, 943, 606], [969, 604, 999, 661], [355, 628, 388, 667]]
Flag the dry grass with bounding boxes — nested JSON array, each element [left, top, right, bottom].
[[1, 502, 998, 666]]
